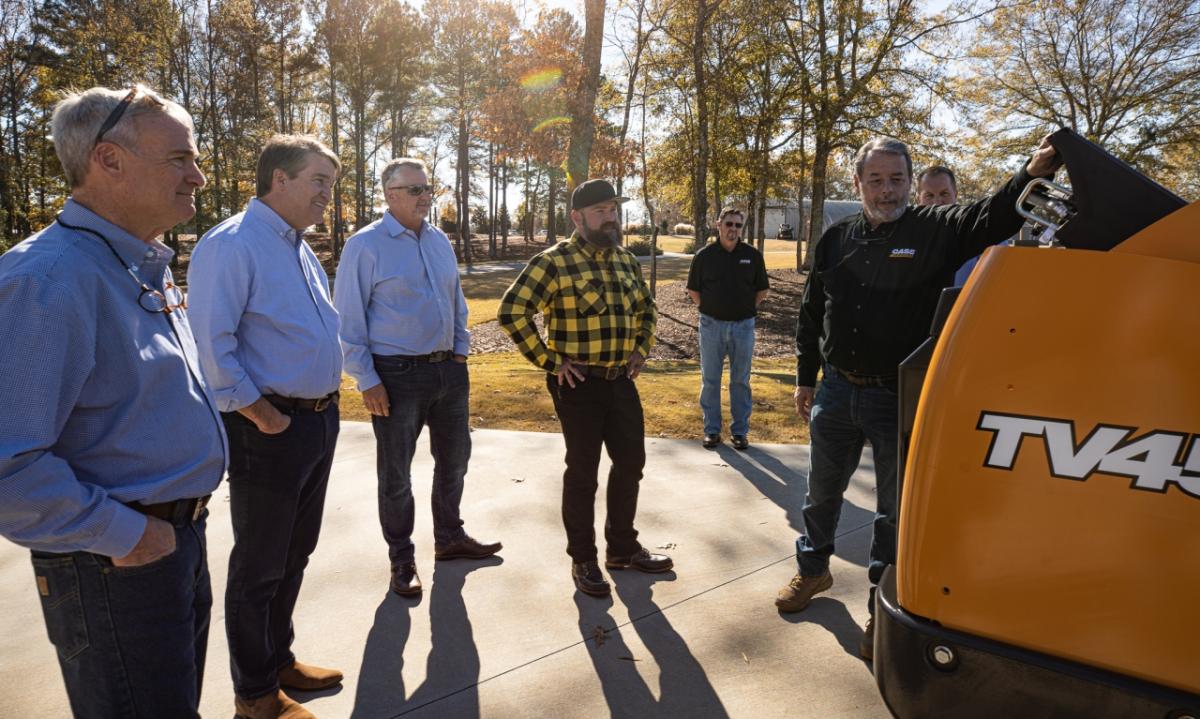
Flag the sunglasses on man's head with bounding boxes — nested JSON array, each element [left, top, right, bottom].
[[723, 221, 744, 228], [94, 88, 139, 147], [387, 184, 434, 197]]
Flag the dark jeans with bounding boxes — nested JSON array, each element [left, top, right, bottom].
[[546, 372, 645, 563], [222, 403, 339, 699], [796, 366, 898, 612], [30, 514, 211, 718], [371, 354, 470, 566]]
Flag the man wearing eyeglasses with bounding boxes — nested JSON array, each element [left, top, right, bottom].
[[686, 206, 770, 450], [188, 135, 343, 719], [0, 85, 225, 717], [333, 158, 501, 600], [498, 179, 672, 599], [776, 136, 1062, 662]]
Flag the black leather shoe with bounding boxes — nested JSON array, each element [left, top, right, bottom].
[[605, 548, 674, 573], [390, 563, 422, 597], [731, 435, 749, 450], [702, 433, 721, 449], [435, 535, 503, 560], [571, 561, 611, 597]]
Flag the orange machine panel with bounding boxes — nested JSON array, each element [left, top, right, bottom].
[[897, 244, 1200, 694]]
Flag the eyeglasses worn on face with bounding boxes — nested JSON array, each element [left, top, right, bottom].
[[723, 221, 744, 228], [94, 88, 139, 147], [386, 184, 434, 197]]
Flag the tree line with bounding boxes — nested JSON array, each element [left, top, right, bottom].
[[0, 0, 619, 261], [2, 0, 1198, 267], [624, 0, 1200, 265]]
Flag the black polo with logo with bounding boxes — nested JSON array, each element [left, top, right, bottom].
[[686, 240, 770, 321], [796, 166, 1036, 386]]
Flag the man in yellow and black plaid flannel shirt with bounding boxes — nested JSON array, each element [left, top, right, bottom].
[[497, 179, 674, 599]]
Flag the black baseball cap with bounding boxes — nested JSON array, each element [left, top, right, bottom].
[[571, 179, 629, 210]]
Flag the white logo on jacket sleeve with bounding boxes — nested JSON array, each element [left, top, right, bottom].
[[976, 411, 1200, 499], [889, 248, 917, 259]]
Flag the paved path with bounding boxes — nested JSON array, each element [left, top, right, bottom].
[[0, 426, 889, 719]]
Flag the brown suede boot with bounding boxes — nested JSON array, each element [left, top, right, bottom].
[[234, 689, 315, 719], [277, 660, 344, 691]]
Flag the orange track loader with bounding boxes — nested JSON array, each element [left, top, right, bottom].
[[874, 129, 1200, 718]]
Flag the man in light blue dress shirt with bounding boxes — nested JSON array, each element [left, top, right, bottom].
[[0, 85, 226, 718], [189, 135, 344, 719], [334, 158, 501, 599]]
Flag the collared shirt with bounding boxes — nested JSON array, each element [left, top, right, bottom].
[[796, 167, 1034, 386], [333, 213, 469, 390], [0, 199, 227, 556], [188, 198, 342, 410], [497, 234, 657, 373], [686, 240, 769, 320]]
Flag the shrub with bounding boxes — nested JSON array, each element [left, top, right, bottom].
[[624, 238, 664, 256], [622, 222, 652, 235], [672, 222, 695, 236]]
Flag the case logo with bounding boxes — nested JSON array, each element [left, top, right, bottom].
[[977, 411, 1200, 499]]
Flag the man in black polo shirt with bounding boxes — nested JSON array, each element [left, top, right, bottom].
[[774, 136, 1061, 661], [686, 206, 769, 450]]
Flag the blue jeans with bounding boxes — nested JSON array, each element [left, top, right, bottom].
[[796, 366, 898, 611], [698, 314, 756, 436], [30, 514, 212, 718], [223, 404, 339, 699], [371, 355, 470, 566]]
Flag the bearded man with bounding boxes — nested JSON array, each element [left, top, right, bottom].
[[775, 136, 1061, 662], [497, 179, 673, 599]]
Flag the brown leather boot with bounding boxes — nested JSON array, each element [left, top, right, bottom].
[[234, 689, 315, 719], [277, 660, 343, 691], [774, 570, 833, 612]]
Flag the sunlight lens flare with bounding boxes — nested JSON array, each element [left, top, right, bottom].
[[532, 116, 570, 133], [520, 68, 563, 92]]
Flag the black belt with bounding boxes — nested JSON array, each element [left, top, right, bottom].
[[833, 366, 896, 388], [132, 495, 211, 527], [584, 365, 628, 380], [262, 391, 339, 412], [394, 350, 454, 363]]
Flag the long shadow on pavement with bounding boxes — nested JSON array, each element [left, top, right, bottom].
[[351, 557, 502, 718], [351, 591, 418, 718], [778, 595, 870, 662], [575, 572, 730, 719], [714, 444, 874, 571]]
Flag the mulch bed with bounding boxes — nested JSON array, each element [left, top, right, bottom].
[[170, 229, 806, 363], [471, 269, 807, 360]]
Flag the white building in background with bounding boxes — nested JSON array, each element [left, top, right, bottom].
[[762, 199, 861, 240]]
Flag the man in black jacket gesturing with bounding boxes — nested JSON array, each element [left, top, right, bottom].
[[775, 136, 1061, 661]]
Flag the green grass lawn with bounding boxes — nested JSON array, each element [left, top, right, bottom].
[[339, 353, 809, 444]]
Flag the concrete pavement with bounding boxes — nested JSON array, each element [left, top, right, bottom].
[[0, 425, 889, 718]]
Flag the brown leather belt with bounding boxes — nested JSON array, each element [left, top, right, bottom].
[[262, 391, 339, 412], [834, 367, 896, 388], [584, 365, 628, 380], [132, 495, 211, 527]]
